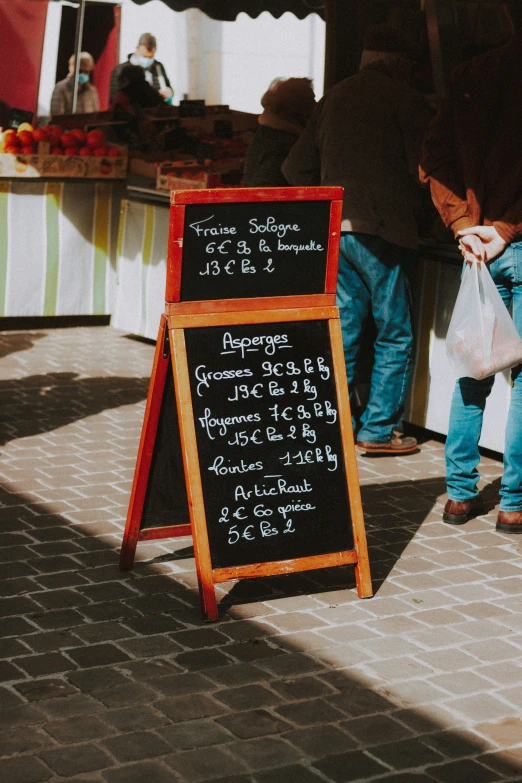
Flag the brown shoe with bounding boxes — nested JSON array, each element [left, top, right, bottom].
[[443, 498, 483, 526], [356, 435, 418, 455], [496, 511, 522, 534]]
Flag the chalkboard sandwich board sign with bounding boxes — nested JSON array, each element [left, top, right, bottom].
[[120, 187, 372, 621]]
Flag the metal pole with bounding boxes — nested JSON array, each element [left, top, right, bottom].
[[71, 0, 86, 113]]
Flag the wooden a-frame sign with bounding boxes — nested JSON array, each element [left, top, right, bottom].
[[120, 187, 372, 621]]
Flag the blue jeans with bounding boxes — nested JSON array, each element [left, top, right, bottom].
[[446, 242, 522, 510], [336, 232, 415, 443]]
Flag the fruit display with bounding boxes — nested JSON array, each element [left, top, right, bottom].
[[0, 123, 127, 179], [0, 124, 119, 158]]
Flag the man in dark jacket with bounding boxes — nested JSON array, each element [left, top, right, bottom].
[[283, 24, 432, 455], [420, 32, 522, 533], [110, 33, 173, 104]]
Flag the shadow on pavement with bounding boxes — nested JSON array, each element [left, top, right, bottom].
[[0, 331, 45, 360], [0, 372, 149, 446]]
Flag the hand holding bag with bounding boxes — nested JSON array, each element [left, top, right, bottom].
[[446, 260, 522, 380]]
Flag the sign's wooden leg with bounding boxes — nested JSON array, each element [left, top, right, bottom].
[[329, 319, 373, 599], [119, 315, 170, 571], [354, 560, 373, 598], [170, 325, 219, 621], [198, 579, 219, 622]]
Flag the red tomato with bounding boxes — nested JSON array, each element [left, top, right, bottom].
[[50, 146, 63, 155], [92, 147, 108, 157], [17, 130, 33, 146], [86, 129, 105, 149], [107, 147, 121, 158], [32, 128, 49, 143], [4, 145, 20, 154], [70, 129, 86, 145], [20, 145, 35, 154], [60, 132, 79, 148], [78, 147, 92, 156], [47, 125, 63, 145], [63, 147, 78, 155]]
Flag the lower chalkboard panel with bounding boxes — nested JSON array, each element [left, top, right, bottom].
[[184, 319, 353, 569]]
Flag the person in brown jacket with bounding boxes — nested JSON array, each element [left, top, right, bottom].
[[420, 32, 522, 533], [283, 24, 432, 454]]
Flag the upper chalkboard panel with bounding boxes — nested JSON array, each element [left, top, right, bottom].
[[170, 188, 343, 303]]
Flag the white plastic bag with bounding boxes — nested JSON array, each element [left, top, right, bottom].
[[446, 260, 522, 380]]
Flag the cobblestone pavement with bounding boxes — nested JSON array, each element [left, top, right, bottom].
[[1, 325, 522, 783]]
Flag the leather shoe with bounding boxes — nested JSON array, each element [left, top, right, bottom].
[[356, 435, 418, 455], [496, 511, 522, 534], [443, 498, 483, 526]]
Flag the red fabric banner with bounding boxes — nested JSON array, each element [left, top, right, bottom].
[[92, 6, 120, 111], [0, 0, 49, 127]]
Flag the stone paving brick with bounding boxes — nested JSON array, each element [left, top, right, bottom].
[[203, 663, 266, 688], [311, 750, 389, 782], [426, 758, 504, 782], [227, 736, 302, 771], [91, 682, 159, 708], [37, 692, 105, 720], [16, 652, 77, 676], [29, 608, 85, 630], [14, 677, 77, 701], [118, 658, 182, 681], [101, 760, 179, 783], [37, 744, 115, 777], [214, 684, 282, 711], [165, 746, 249, 781], [43, 714, 114, 743], [283, 724, 357, 757], [252, 766, 326, 783], [100, 729, 172, 762], [0, 724, 53, 756], [159, 718, 233, 748], [103, 704, 170, 732], [273, 697, 346, 726], [66, 667, 131, 693], [0, 685, 26, 708], [66, 643, 132, 668], [370, 737, 445, 769], [157, 693, 229, 723], [175, 648, 234, 671], [0, 756, 52, 783]]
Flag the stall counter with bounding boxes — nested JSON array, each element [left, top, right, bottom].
[[111, 186, 170, 339], [0, 178, 123, 318]]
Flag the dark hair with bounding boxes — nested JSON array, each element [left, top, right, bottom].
[[138, 33, 157, 51], [118, 64, 146, 88], [261, 77, 315, 128]]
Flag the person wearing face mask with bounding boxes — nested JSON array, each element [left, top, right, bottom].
[[109, 33, 173, 104], [50, 52, 100, 115]]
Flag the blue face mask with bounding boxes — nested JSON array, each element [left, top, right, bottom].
[[77, 72, 90, 85], [138, 56, 155, 69]]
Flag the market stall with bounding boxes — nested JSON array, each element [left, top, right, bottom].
[[0, 122, 126, 318]]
